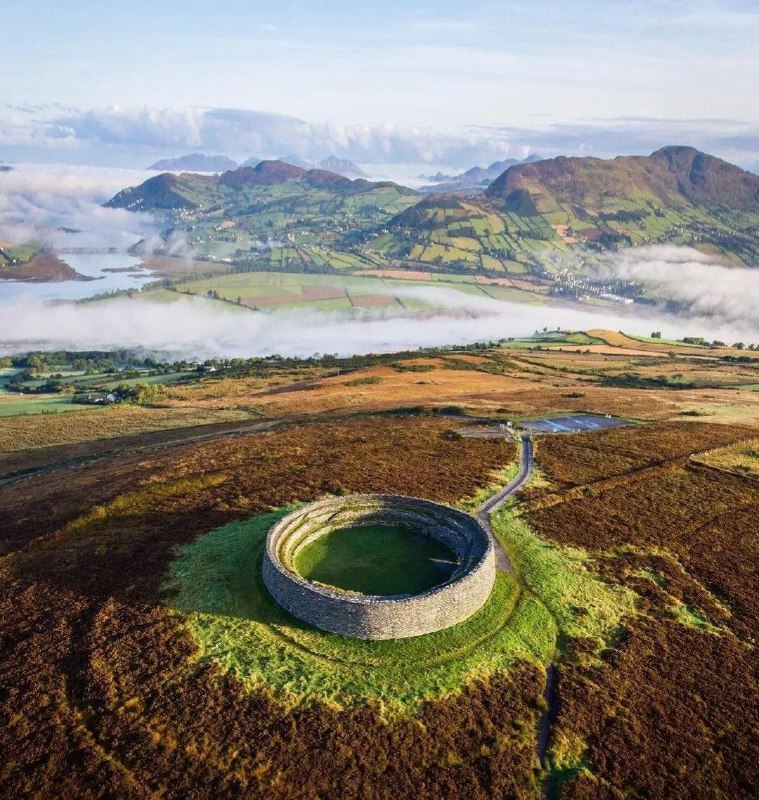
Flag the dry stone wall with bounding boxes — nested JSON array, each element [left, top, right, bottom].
[[262, 494, 496, 640]]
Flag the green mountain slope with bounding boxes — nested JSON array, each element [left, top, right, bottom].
[[367, 147, 759, 272], [363, 195, 540, 274], [107, 161, 419, 268], [107, 148, 758, 279]]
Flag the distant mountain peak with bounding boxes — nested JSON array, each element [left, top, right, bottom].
[[148, 153, 238, 172], [314, 156, 367, 177], [651, 144, 700, 158], [419, 155, 544, 194]]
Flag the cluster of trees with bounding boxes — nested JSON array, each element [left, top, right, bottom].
[[70, 382, 167, 406], [6, 370, 66, 394], [0, 350, 172, 373], [721, 353, 759, 363], [679, 336, 757, 350], [2, 350, 191, 407], [111, 382, 167, 405]]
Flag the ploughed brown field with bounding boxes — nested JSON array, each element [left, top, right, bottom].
[[0, 344, 757, 799]]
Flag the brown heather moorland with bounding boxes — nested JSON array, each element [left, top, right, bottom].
[[1, 345, 758, 799], [0, 418, 542, 799], [526, 420, 758, 490], [4, 342, 758, 454], [525, 422, 758, 798]]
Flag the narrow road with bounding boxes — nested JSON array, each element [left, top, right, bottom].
[[474, 434, 559, 797], [476, 432, 534, 571]]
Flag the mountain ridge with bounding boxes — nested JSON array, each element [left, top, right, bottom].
[[106, 146, 758, 272], [240, 154, 367, 177], [420, 155, 543, 194], [106, 160, 407, 212], [485, 146, 759, 212]]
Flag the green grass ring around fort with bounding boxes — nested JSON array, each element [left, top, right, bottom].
[[262, 494, 497, 640], [165, 502, 635, 708]]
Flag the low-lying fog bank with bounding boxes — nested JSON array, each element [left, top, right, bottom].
[[0, 162, 156, 251], [1, 289, 755, 360]]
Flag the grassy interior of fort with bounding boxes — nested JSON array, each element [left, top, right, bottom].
[[292, 523, 457, 595]]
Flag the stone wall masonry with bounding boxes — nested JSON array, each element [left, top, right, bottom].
[[262, 494, 496, 640]]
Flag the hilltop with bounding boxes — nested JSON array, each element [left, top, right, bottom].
[[148, 153, 239, 172], [106, 160, 418, 267], [107, 160, 412, 213], [486, 146, 759, 212], [107, 171, 220, 211], [239, 154, 367, 177]]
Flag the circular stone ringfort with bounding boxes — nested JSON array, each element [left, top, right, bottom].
[[262, 494, 496, 640]]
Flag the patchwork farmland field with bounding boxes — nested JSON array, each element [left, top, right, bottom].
[[142, 268, 523, 311]]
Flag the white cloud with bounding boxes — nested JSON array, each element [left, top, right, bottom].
[[0, 162, 156, 249], [2, 105, 757, 172], [602, 245, 759, 334]]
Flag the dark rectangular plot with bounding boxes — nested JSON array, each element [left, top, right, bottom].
[[521, 415, 630, 434]]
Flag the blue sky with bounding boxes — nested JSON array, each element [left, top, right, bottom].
[[1, 0, 758, 168]]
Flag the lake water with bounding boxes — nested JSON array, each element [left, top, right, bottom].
[[0, 253, 156, 306]]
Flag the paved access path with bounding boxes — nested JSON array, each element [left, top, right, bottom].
[[476, 433, 534, 571], [474, 434, 559, 792]]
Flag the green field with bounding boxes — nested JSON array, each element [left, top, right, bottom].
[[293, 524, 456, 595], [0, 367, 194, 417], [167, 270, 489, 311], [0, 242, 40, 266], [502, 331, 610, 349], [0, 395, 100, 416]]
